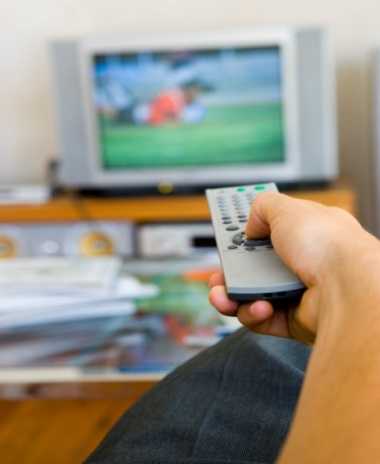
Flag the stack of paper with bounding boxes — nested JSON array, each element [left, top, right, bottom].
[[0, 257, 158, 330], [0, 255, 239, 380]]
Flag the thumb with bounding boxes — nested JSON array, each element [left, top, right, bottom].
[[245, 192, 294, 239]]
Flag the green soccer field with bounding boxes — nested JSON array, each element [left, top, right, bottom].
[[99, 103, 285, 169]]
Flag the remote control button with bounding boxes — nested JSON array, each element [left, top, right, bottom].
[[245, 247, 256, 251], [226, 225, 239, 231], [228, 245, 238, 250], [245, 238, 272, 247], [223, 221, 232, 225], [232, 232, 244, 245]]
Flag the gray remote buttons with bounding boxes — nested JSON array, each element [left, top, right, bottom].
[[206, 183, 305, 302]]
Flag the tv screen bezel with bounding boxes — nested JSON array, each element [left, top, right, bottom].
[[79, 29, 302, 187]]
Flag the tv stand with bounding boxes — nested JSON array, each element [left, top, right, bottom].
[[0, 180, 356, 223], [0, 180, 357, 464]]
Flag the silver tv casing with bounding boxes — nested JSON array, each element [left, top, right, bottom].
[[50, 27, 338, 189]]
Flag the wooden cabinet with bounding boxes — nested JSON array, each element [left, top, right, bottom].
[[0, 183, 356, 223]]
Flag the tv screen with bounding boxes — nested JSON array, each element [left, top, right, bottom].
[[92, 46, 285, 170]]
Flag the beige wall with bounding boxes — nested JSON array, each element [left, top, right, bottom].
[[1, 0, 379, 227]]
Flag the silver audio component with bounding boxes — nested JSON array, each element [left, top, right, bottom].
[[0, 222, 134, 259], [138, 223, 216, 257]]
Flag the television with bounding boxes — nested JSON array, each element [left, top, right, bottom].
[[50, 27, 338, 192]]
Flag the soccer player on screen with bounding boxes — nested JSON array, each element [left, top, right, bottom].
[[148, 79, 212, 126]]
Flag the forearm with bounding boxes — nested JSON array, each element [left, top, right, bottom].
[[210, 194, 380, 461], [278, 239, 380, 463]]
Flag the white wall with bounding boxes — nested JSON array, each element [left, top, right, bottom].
[[1, 0, 380, 226]]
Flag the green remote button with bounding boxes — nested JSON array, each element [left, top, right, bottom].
[[254, 185, 266, 191], [237, 187, 246, 192]]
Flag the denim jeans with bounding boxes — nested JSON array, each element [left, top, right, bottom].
[[86, 328, 310, 464]]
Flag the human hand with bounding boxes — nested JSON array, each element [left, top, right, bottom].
[[209, 192, 374, 344]]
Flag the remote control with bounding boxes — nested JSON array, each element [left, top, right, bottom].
[[206, 183, 305, 302]]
